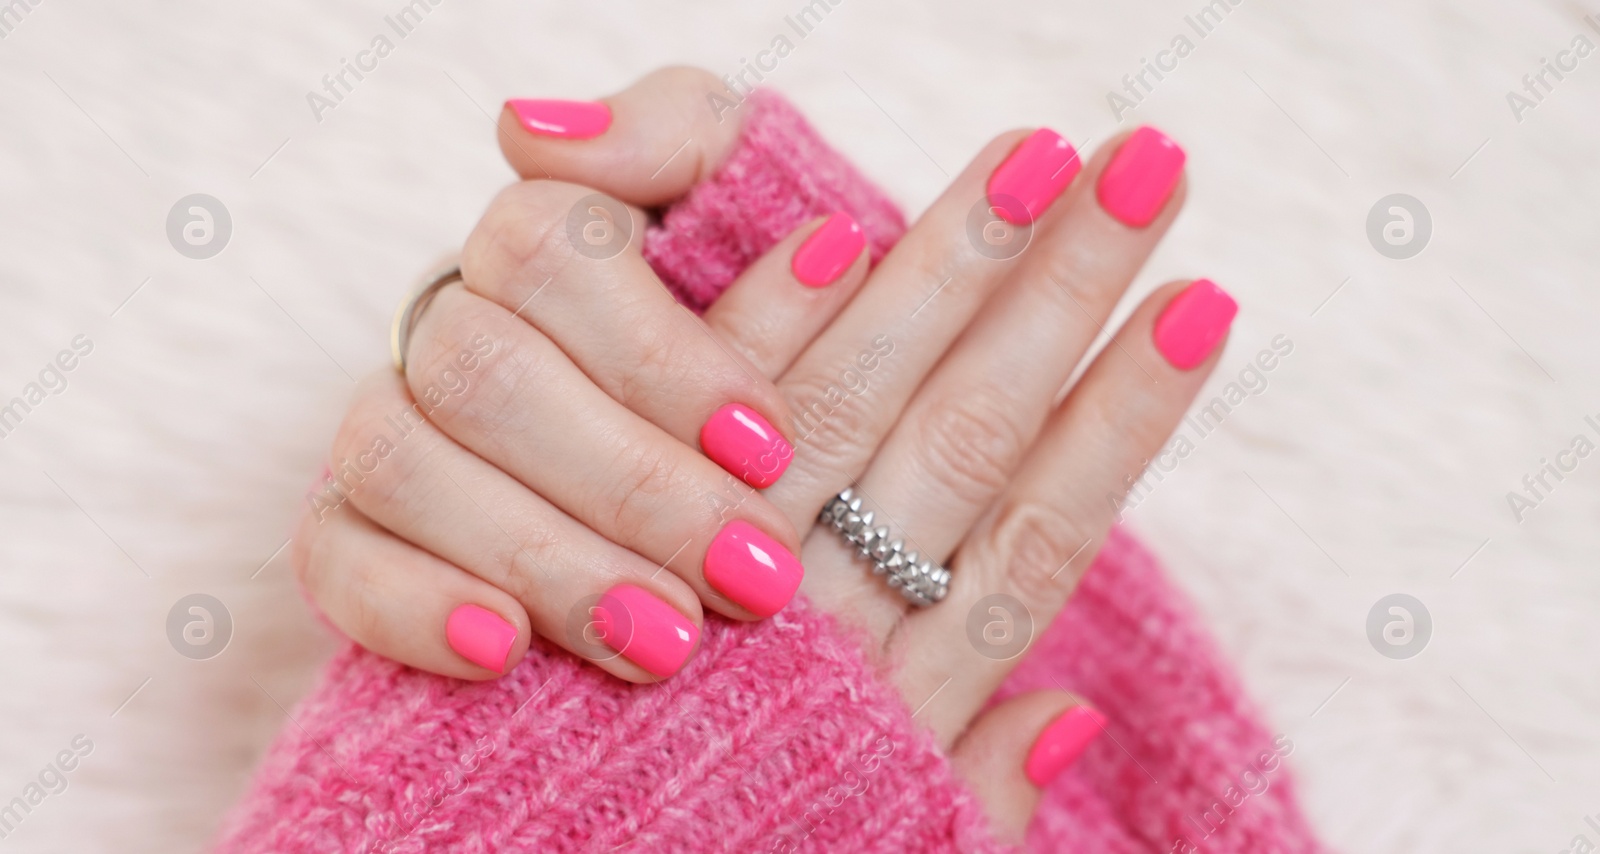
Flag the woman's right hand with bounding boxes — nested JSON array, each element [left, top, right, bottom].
[[297, 70, 881, 683]]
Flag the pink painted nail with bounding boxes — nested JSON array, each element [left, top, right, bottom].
[[700, 403, 793, 488], [987, 128, 1082, 226], [704, 520, 804, 617], [594, 584, 699, 678], [504, 99, 612, 139], [791, 213, 865, 288], [1152, 279, 1237, 370], [1024, 706, 1107, 787], [1097, 126, 1187, 228], [445, 604, 518, 674]]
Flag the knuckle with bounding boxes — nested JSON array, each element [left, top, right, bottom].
[[649, 65, 725, 98], [983, 500, 1096, 604], [290, 512, 322, 591], [911, 393, 1027, 499], [493, 519, 566, 601], [783, 374, 876, 482], [464, 182, 585, 292], [600, 440, 682, 543], [344, 559, 392, 647], [407, 300, 536, 437], [1034, 244, 1117, 315], [327, 397, 407, 513], [615, 320, 690, 411]]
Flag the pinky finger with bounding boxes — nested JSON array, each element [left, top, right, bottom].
[[702, 212, 871, 379], [295, 504, 531, 680], [949, 691, 1107, 842]]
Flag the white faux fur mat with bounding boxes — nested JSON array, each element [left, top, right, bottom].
[[1, 0, 1596, 851]]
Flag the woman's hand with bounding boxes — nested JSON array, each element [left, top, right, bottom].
[[297, 67, 1222, 838]]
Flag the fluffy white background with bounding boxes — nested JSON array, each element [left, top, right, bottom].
[[0, 0, 1594, 851]]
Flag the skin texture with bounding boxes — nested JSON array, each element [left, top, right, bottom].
[[295, 68, 1226, 838]]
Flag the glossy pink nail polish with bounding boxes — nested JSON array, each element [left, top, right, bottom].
[[791, 213, 865, 288], [1152, 279, 1238, 370], [700, 403, 793, 488], [594, 584, 699, 678], [986, 128, 1082, 226], [704, 520, 804, 617], [445, 604, 518, 674], [504, 99, 612, 139], [1097, 126, 1187, 228], [1024, 706, 1107, 787]]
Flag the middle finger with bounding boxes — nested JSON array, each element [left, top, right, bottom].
[[406, 286, 804, 622]]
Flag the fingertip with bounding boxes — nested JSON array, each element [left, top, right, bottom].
[[1022, 704, 1108, 787], [445, 603, 521, 675], [503, 98, 613, 140]]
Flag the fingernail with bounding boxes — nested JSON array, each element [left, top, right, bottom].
[[1152, 279, 1237, 370], [700, 403, 793, 488], [1024, 706, 1107, 787], [986, 128, 1082, 226], [504, 99, 612, 139], [1097, 126, 1187, 228], [791, 212, 865, 288], [594, 584, 699, 678], [704, 520, 804, 617], [445, 604, 518, 674]]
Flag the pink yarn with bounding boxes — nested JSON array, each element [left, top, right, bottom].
[[216, 91, 1324, 853]]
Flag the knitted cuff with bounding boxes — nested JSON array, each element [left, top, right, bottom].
[[215, 600, 1008, 853]]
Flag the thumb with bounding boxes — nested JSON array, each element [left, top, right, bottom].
[[949, 691, 1108, 842], [496, 66, 751, 206]]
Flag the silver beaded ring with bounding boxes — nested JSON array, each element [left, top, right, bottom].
[[820, 488, 950, 607]]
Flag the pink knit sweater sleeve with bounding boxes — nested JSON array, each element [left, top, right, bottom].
[[216, 92, 1325, 854]]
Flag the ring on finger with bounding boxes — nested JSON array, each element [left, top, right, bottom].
[[820, 488, 950, 607], [391, 265, 463, 374]]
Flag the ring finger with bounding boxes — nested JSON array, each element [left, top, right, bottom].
[[823, 127, 1188, 637]]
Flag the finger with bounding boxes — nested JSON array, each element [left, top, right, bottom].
[[702, 212, 871, 378], [897, 279, 1237, 737], [950, 692, 1107, 842], [834, 128, 1186, 633], [497, 67, 747, 207], [326, 371, 704, 681], [769, 128, 1084, 618], [404, 288, 804, 622], [295, 501, 530, 680], [462, 178, 797, 489]]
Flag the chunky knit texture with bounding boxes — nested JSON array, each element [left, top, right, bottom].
[[216, 92, 1324, 853]]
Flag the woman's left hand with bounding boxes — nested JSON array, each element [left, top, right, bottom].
[[492, 69, 1223, 838]]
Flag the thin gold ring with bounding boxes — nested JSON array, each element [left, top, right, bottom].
[[390, 266, 463, 374]]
